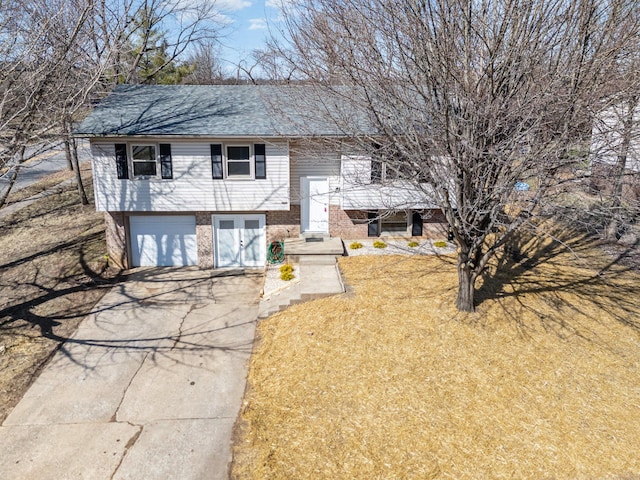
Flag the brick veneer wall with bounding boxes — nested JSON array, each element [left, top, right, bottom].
[[196, 212, 213, 268], [327, 207, 449, 239], [104, 211, 128, 269], [421, 209, 449, 239], [329, 207, 369, 238], [266, 205, 301, 242]]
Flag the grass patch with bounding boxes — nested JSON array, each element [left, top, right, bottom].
[[349, 241, 363, 250], [233, 232, 640, 479], [373, 240, 387, 249], [0, 165, 118, 422]]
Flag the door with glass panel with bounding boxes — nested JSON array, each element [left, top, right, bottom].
[[213, 215, 265, 268]]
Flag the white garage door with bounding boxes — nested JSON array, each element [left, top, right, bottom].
[[130, 215, 198, 267]]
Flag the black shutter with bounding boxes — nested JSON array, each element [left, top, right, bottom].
[[371, 143, 382, 184], [367, 211, 379, 237], [371, 160, 382, 184], [411, 211, 423, 236], [115, 143, 129, 179], [159, 143, 173, 179], [255, 143, 266, 179], [211, 144, 223, 179]]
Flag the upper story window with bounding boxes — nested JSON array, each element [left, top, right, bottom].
[[370, 143, 426, 184], [114, 143, 172, 180], [132, 145, 157, 177], [211, 143, 267, 180], [227, 146, 251, 178], [371, 159, 401, 184]]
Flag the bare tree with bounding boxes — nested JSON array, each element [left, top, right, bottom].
[[0, 0, 93, 207], [269, 0, 639, 311], [184, 40, 225, 84], [0, 0, 225, 207], [589, 32, 640, 241]]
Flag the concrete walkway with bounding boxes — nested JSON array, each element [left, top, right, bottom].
[[259, 252, 345, 318], [0, 267, 262, 480]]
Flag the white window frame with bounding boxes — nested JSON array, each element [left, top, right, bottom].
[[130, 143, 159, 179], [225, 144, 253, 179]]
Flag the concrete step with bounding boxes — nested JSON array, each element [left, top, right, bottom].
[[258, 283, 302, 318], [258, 256, 345, 319]]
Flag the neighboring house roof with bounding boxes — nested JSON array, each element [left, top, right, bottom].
[[75, 84, 374, 138]]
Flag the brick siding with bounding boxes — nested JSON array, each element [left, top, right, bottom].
[[196, 212, 213, 268], [104, 211, 128, 269], [266, 205, 301, 242]]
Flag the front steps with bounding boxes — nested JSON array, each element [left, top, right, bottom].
[[258, 254, 345, 319]]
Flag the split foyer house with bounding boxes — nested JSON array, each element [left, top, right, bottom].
[[590, 100, 640, 198], [75, 84, 446, 269]]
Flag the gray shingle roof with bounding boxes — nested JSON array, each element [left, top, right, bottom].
[[74, 84, 372, 138]]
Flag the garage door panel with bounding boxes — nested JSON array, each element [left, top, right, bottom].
[[130, 216, 198, 267]]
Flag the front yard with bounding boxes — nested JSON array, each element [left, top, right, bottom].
[[233, 231, 640, 478], [0, 165, 118, 422]]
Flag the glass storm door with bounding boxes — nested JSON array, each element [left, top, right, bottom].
[[213, 215, 265, 267]]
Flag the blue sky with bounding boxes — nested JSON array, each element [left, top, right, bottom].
[[215, 0, 285, 72]]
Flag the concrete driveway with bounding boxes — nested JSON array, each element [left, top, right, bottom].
[[0, 267, 262, 480]]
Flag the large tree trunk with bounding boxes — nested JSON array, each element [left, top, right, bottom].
[[456, 256, 476, 312], [63, 137, 74, 171], [71, 139, 89, 205], [0, 146, 25, 209], [63, 117, 89, 205]]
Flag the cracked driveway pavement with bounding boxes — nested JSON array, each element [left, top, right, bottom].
[[0, 267, 262, 480]]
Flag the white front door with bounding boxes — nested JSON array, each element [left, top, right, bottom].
[[213, 215, 266, 268], [301, 177, 329, 233]]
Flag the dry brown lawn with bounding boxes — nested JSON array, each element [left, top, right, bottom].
[[233, 230, 640, 479], [0, 164, 118, 422]]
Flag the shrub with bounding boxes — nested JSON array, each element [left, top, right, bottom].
[[280, 263, 294, 274], [349, 241, 363, 249], [280, 271, 295, 281], [408, 241, 419, 248], [373, 240, 387, 249], [433, 240, 448, 248]]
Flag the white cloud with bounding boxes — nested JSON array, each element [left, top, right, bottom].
[[216, 0, 252, 12], [249, 18, 268, 30]]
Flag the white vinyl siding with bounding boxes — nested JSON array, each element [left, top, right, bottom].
[[591, 103, 640, 172], [91, 140, 290, 212], [289, 144, 340, 206], [340, 155, 436, 210]]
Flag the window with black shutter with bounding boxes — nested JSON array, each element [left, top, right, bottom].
[[367, 211, 379, 237], [371, 160, 383, 184], [115, 143, 129, 179], [211, 144, 223, 179], [159, 144, 173, 179], [131, 145, 157, 177], [255, 144, 266, 179], [371, 143, 383, 184], [411, 211, 423, 236]]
